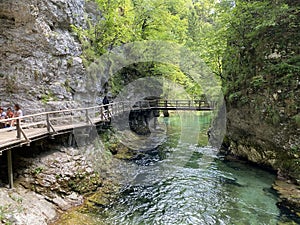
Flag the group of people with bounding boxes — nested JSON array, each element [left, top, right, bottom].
[[0, 104, 23, 128]]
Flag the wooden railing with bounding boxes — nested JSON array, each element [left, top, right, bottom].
[[0, 102, 131, 149], [0, 99, 214, 150], [131, 99, 214, 110]]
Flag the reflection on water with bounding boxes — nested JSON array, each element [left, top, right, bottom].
[[91, 112, 284, 225]]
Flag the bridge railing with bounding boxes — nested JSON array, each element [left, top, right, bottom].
[[0, 99, 214, 143], [0, 102, 133, 142], [131, 99, 213, 110]]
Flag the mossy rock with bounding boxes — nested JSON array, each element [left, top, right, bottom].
[[108, 141, 137, 160], [83, 180, 120, 212], [52, 210, 100, 225], [67, 173, 103, 194], [114, 144, 136, 160]]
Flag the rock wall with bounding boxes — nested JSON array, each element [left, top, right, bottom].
[[222, 1, 300, 183], [0, 0, 98, 113]]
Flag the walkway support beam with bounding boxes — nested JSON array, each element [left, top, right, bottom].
[[7, 150, 13, 188]]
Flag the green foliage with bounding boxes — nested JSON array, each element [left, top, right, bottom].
[[228, 91, 242, 103], [186, 0, 233, 78], [33, 166, 44, 175], [71, 0, 135, 64], [293, 114, 300, 128], [132, 0, 190, 42], [71, 0, 229, 99], [62, 79, 72, 93], [250, 75, 265, 89], [41, 91, 58, 104], [222, 0, 300, 119], [0, 205, 12, 225]]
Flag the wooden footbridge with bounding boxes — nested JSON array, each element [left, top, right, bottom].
[[0, 99, 214, 188]]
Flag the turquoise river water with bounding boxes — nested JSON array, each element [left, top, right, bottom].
[[91, 112, 297, 224]]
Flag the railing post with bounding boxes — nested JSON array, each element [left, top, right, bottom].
[[85, 109, 89, 123], [46, 114, 50, 133], [100, 107, 104, 121], [16, 119, 21, 139]]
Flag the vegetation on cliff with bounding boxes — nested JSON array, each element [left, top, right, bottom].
[[221, 0, 300, 183]]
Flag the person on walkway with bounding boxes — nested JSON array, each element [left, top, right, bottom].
[[0, 107, 6, 119], [0, 107, 6, 128], [11, 104, 23, 127], [5, 107, 14, 127], [14, 104, 23, 118], [102, 96, 109, 111], [6, 107, 13, 119]]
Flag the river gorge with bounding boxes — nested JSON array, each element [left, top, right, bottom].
[[0, 0, 299, 224]]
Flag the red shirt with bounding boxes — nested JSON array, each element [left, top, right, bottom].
[[6, 111, 13, 118]]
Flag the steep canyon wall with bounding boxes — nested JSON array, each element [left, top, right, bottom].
[[222, 1, 300, 182], [0, 0, 102, 113]]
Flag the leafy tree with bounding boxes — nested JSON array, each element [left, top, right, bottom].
[[72, 0, 135, 64], [72, 0, 231, 98]]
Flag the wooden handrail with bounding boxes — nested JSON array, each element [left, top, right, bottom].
[[0, 99, 213, 132]]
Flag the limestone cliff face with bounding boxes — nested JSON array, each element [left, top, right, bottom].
[[222, 1, 300, 182], [0, 0, 95, 113]]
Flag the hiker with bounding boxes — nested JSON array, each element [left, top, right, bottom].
[[0, 107, 6, 119], [11, 104, 23, 127], [0, 107, 6, 128], [6, 107, 13, 119], [5, 107, 14, 127], [102, 96, 109, 111]]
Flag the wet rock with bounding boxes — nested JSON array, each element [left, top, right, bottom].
[[273, 179, 300, 217]]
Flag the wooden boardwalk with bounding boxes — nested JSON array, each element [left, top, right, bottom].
[[0, 99, 214, 188], [0, 99, 213, 153]]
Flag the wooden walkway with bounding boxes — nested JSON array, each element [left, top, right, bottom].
[[0, 99, 213, 188], [0, 99, 213, 153]]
